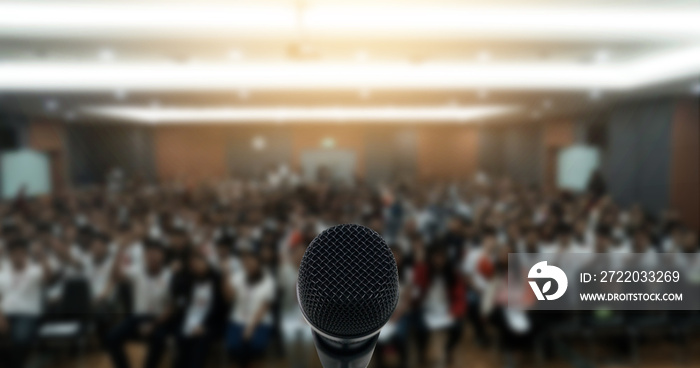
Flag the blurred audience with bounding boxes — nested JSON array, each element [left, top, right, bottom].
[[0, 167, 697, 368]]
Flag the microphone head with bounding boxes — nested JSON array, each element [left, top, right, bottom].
[[297, 224, 399, 339]]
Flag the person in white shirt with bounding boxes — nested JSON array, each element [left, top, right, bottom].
[[45, 237, 83, 311], [222, 248, 276, 368], [173, 251, 225, 368], [82, 233, 117, 344], [106, 241, 173, 368], [278, 242, 311, 368], [0, 239, 51, 368], [461, 229, 497, 347]]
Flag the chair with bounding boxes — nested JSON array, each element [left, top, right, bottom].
[[625, 311, 669, 366], [36, 277, 92, 368]]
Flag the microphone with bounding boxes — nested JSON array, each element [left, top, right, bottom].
[[297, 224, 399, 368]]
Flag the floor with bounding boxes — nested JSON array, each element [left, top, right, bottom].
[[44, 330, 700, 368]]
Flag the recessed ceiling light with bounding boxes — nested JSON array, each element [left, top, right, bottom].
[[593, 49, 611, 64], [44, 98, 59, 111], [476, 50, 491, 63], [227, 49, 243, 61], [359, 88, 371, 99], [98, 48, 115, 62], [114, 89, 127, 100], [691, 81, 700, 95], [354, 50, 369, 63]]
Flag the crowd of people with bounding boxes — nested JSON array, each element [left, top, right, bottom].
[[0, 167, 697, 368]]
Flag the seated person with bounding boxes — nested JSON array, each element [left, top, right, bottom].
[[172, 250, 225, 368], [413, 245, 465, 367], [82, 232, 118, 343], [222, 248, 276, 368], [0, 238, 52, 368], [106, 240, 173, 368]]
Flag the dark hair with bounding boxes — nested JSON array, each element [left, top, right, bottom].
[[7, 238, 29, 252], [143, 238, 165, 253], [92, 232, 111, 244], [426, 244, 456, 286], [556, 223, 572, 236], [595, 225, 611, 238], [481, 226, 497, 238]]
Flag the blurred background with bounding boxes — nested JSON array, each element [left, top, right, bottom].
[[0, 1, 698, 368]]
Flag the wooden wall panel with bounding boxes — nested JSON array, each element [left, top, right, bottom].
[[541, 120, 575, 191], [153, 126, 229, 184], [416, 126, 478, 181], [290, 125, 367, 177], [153, 124, 479, 184], [28, 119, 68, 192], [671, 99, 700, 230]]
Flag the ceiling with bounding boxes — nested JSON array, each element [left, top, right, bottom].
[[0, 0, 698, 125]]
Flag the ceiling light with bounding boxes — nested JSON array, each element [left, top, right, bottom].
[[691, 81, 700, 95], [355, 50, 369, 63], [476, 50, 492, 63], [2, 3, 698, 41], [44, 98, 59, 111], [81, 105, 519, 124], [589, 89, 602, 100], [359, 88, 371, 99], [114, 89, 127, 100], [98, 48, 115, 62], [593, 49, 611, 64], [1, 46, 698, 91], [227, 49, 243, 61]]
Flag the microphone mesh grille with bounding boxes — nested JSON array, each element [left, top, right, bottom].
[[297, 224, 399, 338]]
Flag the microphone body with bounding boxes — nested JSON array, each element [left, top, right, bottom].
[[297, 224, 399, 368]]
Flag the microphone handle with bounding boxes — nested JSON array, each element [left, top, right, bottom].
[[312, 331, 379, 368]]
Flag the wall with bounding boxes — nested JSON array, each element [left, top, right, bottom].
[[154, 125, 228, 184], [417, 126, 478, 181], [67, 123, 155, 185], [290, 126, 367, 177], [541, 120, 575, 191], [604, 100, 673, 213], [152, 124, 479, 184], [28, 120, 68, 192], [670, 99, 699, 230], [477, 122, 550, 186]]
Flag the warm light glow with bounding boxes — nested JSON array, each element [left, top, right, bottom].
[[80, 105, 520, 124], [0, 2, 296, 38], [0, 3, 698, 41], [1, 45, 699, 91], [303, 4, 700, 41]]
